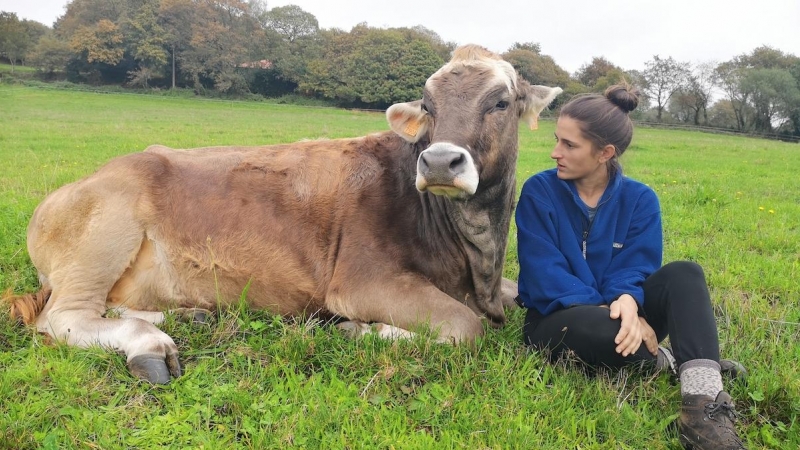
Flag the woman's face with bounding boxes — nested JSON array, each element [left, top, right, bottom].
[[551, 116, 606, 182]]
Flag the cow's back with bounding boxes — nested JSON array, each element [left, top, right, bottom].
[[142, 138, 390, 314]]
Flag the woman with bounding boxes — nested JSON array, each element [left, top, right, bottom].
[[515, 84, 746, 450]]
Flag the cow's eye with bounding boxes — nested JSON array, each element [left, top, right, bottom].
[[421, 103, 430, 114], [494, 101, 509, 111]]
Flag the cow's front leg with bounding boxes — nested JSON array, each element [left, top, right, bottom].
[[337, 320, 421, 341], [109, 306, 214, 325], [326, 273, 484, 344], [500, 277, 519, 309], [36, 299, 181, 384]]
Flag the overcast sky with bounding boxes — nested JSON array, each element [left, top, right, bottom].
[[3, 0, 798, 74]]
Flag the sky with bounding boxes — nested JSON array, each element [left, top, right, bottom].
[[3, 0, 799, 74]]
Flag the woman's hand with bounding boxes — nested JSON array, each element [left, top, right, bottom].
[[609, 294, 642, 357], [639, 316, 658, 356]]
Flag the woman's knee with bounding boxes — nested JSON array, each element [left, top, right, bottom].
[[660, 260, 705, 280], [524, 306, 619, 349]]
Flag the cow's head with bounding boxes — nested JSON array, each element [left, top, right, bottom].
[[387, 44, 562, 199]]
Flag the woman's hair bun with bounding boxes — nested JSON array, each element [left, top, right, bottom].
[[604, 83, 640, 113]]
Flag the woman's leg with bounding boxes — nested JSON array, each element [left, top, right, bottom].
[[641, 260, 720, 367], [523, 305, 657, 369], [643, 262, 745, 448]]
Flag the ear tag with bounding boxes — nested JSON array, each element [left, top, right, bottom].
[[404, 121, 420, 137]]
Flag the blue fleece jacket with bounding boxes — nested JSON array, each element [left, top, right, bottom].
[[516, 168, 663, 315]]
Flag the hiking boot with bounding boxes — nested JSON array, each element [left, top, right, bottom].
[[719, 359, 748, 381], [679, 391, 746, 449]]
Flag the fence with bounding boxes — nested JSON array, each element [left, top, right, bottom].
[[634, 120, 800, 143]]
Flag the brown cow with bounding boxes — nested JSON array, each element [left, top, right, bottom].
[[7, 45, 561, 383]]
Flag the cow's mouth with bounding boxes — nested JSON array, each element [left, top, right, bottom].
[[424, 184, 469, 198]]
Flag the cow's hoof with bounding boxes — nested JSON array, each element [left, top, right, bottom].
[[174, 308, 214, 324], [128, 355, 175, 384], [336, 320, 370, 339]]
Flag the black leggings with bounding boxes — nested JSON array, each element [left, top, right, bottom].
[[523, 261, 720, 369]]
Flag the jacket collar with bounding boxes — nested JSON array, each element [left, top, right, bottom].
[[559, 169, 623, 212]]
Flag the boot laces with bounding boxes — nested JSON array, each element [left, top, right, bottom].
[[705, 400, 738, 422]]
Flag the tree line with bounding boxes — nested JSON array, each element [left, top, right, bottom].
[[1, 1, 798, 137]]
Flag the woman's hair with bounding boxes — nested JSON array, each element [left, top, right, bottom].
[[559, 83, 640, 176]]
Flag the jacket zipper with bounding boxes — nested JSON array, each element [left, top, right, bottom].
[[581, 209, 597, 260], [582, 222, 593, 260]]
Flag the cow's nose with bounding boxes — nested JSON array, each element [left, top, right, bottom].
[[419, 147, 468, 177], [416, 143, 479, 196]]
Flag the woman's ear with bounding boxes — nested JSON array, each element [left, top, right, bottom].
[[599, 144, 616, 163]]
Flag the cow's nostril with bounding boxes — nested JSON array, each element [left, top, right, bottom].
[[449, 153, 466, 171]]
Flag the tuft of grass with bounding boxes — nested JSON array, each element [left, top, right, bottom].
[[1, 85, 798, 449]]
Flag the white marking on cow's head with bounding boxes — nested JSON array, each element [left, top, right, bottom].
[[386, 44, 563, 200]]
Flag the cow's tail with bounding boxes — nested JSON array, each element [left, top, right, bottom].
[[3, 288, 51, 325]]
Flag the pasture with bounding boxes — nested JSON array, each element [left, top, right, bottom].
[[1, 84, 798, 449]]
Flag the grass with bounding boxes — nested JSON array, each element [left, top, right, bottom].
[[0, 63, 37, 74], [1, 84, 798, 449]]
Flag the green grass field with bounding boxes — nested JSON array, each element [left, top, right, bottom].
[[1, 85, 798, 449], [0, 63, 37, 74]]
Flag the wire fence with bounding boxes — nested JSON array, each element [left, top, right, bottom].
[[634, 120, 800, 144]]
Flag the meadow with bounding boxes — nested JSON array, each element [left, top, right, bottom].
[[1, 84, 798, 449]]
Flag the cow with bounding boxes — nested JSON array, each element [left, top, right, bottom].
[[6, 44, 562, 384]]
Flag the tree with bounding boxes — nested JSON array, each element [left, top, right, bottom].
[[592, 68, 633, 93], [501, 46, 571, 111], [789, 60, 800, 135], [180, 0, 257, 93], [54, 0, 127, 38], [259, 4, 322, 85], [53, 0, 131, 83], [406, 25, 454, 61], [247, 0, 270, 27], [742, 45, 795, 70], [642, 55, 690, 121], [69, 19, 124, 65], [670, 61, 716, 125], [715, 48, 800, 133], [123, 0, 167, 87], [0, 12, 32, 71], [264, 5, 318, 43], [300, 25, 444, 108], [575, 56, 619, 88], [502, 47, 570, 87], [715, 58, 750, 130], [706, 99, 739, 129], [28, 35, 73, 75], [740, 68, 800, 133], [508, 42, 541, 54], [158, 0, 194, 88]]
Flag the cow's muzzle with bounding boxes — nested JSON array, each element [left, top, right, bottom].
[[416, 143, 479, 198]]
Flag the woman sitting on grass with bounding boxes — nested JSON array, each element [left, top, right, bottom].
[[515, 83, 746, 450]]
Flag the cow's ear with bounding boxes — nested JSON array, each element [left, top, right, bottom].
[[386, 100, 431, 143], [518, 82, 563, 130]]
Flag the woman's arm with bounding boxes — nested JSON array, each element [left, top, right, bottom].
[[599, 188, 663, 306], [516, 178, 603, 314]]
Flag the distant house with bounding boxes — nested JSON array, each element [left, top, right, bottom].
[[238, 60, 273, 70]]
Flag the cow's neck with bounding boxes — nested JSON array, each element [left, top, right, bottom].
[[416, 169, 514, 326], [449, 175, 514, 324]]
